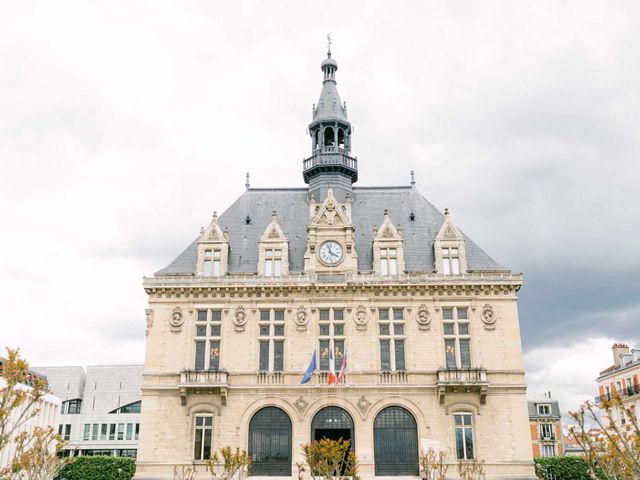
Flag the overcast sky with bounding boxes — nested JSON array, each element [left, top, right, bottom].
[[1, 1, 639, 420]]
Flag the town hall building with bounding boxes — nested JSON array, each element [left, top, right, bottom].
[[135, 48, 536, 479]]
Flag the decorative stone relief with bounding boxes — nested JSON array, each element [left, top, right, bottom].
[[354, 305, 368, 331], [415, 304, 431, 331], [356, 396, 371, 416], [294, 305, 308, 331], [480, 304, 497, 330], [145, 309, 153, 336], [233, 306, 248, 332], [294, 396, 309, 416], [169, 306, 184, 333]]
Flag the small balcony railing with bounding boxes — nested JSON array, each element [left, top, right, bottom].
[[594, 384, 640, 404], [379, 371, 408, 384], [302, 148, 358, 182], [178, 369, 229, 405], [436, 368, 489, 404], [540, 433, 556, 441], [256, 371, 284, 385]]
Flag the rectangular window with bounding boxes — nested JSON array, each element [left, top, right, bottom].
[[83, 424, 90, 441], [443, 307, 472, 369], [195, 309, 222, 370], [92, 424, 99, 441], [318, 308, 346, 373], [378, 307, 406, 371], [541, 445, 556, 458], [126, 423, 133, 441], [135, 423, 140, 440], [195, 341, 206, 370], [454, 413, 474, 460], [258, 308, 286, 372], [442, 247, 461, 275], [537, 404, 551, 416], [265, 249, 283, 277], [209, 340, 220, 370], [117, 423, 124, 441], [109, 424, 116, 441], [194, 416, 213, 460], [100, 424, 108, 441], [540, 423, 554, 440], [64, 424, 71, 441], [380, 248, 399, 276], [58, 424, 63, 435]]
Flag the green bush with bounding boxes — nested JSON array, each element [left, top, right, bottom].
[[58, 456, 136, 480], [534, 456, 591, 480]]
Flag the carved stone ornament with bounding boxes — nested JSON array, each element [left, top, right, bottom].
[[169, 306, 184, 333], [356, 396, 371, 416], [415, 304, 431, 331], [354, 305, 368, 331], [480, 304, 497, 330], [294, 396, 309, 416], [145, 309, 153, 336], [294, 305, 308, 331], [233, 306, 247, 332]]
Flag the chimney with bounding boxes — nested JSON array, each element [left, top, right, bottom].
[[612, 343, 630, 368]]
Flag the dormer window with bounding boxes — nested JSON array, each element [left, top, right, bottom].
[[265, 249, 282, 277], [442, 247, 460, 275], [380, 248, 398, 276], [537, 404, 551, 416], [204, 250, 221, 277]]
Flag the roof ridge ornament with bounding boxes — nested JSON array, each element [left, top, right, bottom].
[[326, 33, 332, 56]]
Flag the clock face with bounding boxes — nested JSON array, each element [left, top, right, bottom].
[[319, 241, 343, 265]]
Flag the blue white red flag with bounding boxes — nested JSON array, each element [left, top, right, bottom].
[[300, 351, 317, 384], [328, 348, 336, 385], [337, 349, 347, 385]]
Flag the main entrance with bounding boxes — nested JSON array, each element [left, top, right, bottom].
[[311, 406, 354, 448], [374, 406, 419, 476]]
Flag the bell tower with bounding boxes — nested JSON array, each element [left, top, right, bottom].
[[303, 43, 358, 202]]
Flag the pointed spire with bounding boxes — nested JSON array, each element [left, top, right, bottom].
[[245, 172, 250, 190]]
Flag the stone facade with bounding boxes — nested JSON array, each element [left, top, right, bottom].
[[135, 49, 536, 479]]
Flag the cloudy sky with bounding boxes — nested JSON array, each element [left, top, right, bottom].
[[1, 1, 639, 419]]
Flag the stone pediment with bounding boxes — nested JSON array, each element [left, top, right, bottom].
[[200, 211, 227, 243], [260, 211, 288, 243], [374, 210, 402, 242], [435, 209, 463, 241], [310, 187, 351, 227]]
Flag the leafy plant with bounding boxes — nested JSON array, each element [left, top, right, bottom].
[[457, 458, 486, 480], [1, 425, 69, 480], [206, 446, 251, 480], [58, 456, 136, 480], [0, 348, 47, 453], [569, 396, 640, 479], [301, 438, 358, 480], [534, 456, 592, 480], [419, 447, 448, 480]]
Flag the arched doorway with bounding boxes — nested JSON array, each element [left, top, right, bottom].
[[374, 406, 419, 476], [311, 406, 354, 448], [248, 407, 292, 476]]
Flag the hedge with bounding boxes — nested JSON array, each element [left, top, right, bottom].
[[58, 456, 136, 480], [534, 456, 593, 480]]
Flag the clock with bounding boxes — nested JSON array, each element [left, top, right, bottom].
[[319, 241, 343, 265]]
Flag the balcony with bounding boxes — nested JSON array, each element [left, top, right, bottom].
[[540, 433, 556, 442], [256, 371, 284, 385], [178, 370, 229, 406], [595, 384, 640, 404], [436, 368, 488, 404], [379, 371, 409, 384], [302, 147, 358, 183]]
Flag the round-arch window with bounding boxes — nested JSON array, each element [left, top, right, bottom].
[[374, 406, 419, 476], [248, 407, 292, 476]]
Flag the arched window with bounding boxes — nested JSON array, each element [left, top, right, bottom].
[[374, 406, 418, 476], [324, 128, 335, 147], [248, 407, 292, 476], [311, 406, 354, 446]]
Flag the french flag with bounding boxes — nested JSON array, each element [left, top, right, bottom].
[[328, 348, 337, 385], [337, 349, 347, 385]]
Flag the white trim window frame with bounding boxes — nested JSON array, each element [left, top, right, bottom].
[[378, 307, 406, 371], [258, 309, 286, 372], [442, 247, 460, 275], [380, 248, 398, 276], [264, 249, 283, 277], [193, 414, 214, 460], [454, 412, 474, 460], [195, 309, 222, 371], [443, 307, 471, 369]]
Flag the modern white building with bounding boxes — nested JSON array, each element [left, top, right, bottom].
[[0, 368, 60, 469], [34, 364, 143, 458]]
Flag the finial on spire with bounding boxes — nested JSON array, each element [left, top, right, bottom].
[[326, 33, 332, 56], [410, 170, 415, 187], [444, 208, 449, 216], [245, 172, 250, 190]]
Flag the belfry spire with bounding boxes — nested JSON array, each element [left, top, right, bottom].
[[303, 42, 357, 201]]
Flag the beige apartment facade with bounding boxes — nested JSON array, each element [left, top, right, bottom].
[[135, 49, 536, 479], [596, 343, 640, 425]]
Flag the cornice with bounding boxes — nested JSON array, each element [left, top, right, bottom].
[[143, 272, 522, 299]]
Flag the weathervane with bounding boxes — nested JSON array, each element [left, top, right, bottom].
[[326, 33, 332, 55]]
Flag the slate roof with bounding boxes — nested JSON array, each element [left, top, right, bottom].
[[156, 186, 507, 276], [528, 400, 562, 419]]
